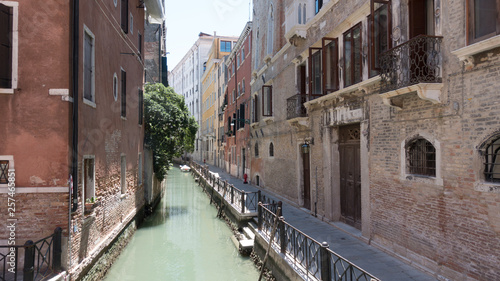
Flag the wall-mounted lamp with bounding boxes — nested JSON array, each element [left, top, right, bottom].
[[301, 143, 310, 154]]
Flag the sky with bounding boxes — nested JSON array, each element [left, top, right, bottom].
[[165, 0, 253, 69]]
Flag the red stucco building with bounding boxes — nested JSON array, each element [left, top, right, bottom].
[[224, 23, 252, 179], [0, 0, 163, 279]]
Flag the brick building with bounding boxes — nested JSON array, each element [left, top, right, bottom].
[[0, 0, 163, 279], [224, 23, 253, 178], [250, 0, 500, 280]]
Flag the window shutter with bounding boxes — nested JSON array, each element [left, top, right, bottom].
[[0, 4, 13, 88]]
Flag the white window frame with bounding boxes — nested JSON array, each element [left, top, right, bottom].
[[0, 155, 14, 188], [0, 1, 18, 94], [83, 25, 96, 107], [82, 155, 96, 206]]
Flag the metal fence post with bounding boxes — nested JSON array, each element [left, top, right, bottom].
[[23, 240, 35, 281], [230, 185, 234, 204], [258, 190, 261, 203], [53, 227, 62, 272], [320, 242, 331, 281], [241, 190, 245, 213], [258, 203, 262, 230], [279, 216, 286, 254]]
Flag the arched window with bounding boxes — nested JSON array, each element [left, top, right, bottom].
[[298, 4, 302, 24], [255, 143, 259, 157], [484, 136, 500, 182], [406, 138, 436, 176], [269, 142, 274, 157], [267, 4, 274, 55]]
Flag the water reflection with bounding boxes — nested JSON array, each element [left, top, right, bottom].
[[104, 167, 259, 281]]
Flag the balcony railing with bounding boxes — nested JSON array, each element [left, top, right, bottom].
[[379, 35, 443, 94], [287, 94, 310, 120]]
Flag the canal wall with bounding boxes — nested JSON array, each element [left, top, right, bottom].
[[192, 168, 254, 228], [71, 206, 145, 281]]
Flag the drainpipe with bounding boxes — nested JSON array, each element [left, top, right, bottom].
[[71, 0, 79, 214], [68, 0, 79, 274]]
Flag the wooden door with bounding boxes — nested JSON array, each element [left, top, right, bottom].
[[339, 125, 361, 229], [303, 149, 311, 210]]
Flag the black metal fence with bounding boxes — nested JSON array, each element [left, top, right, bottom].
[[258, 204, 379, 281], [191, 162, 261, 214], [379, 34, 443, 94], [0, 227, 62, 281]]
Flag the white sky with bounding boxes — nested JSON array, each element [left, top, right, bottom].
[[165, 0, 252, 69]]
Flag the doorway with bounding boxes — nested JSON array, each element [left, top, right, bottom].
[[409, 0, 435, 81], [339, 124, 361, 229]]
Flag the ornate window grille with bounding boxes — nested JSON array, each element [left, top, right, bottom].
[[484, 137, 500, 182], [406, 138, 436, 177], [0, 160, 9, 184]]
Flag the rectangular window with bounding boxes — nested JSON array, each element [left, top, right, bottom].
[[121, 69, 127, 117], [121, 0, 129, 33], [370, 0, 391, 74], [242, 79, 245, 95], [252, 95, 259, 123], [232, 89, 236, 102], [344, 23, 363, 87], [239, 103, 245, 128], [0, 2, 18, 92], [467, 0, 500, 44], [138, 89, 143, 125], [138, 33, 142, 59], [0, 160, 9, 184], [83, 27, 95, 103], [323, 38, 339, 93], [309, 47, 322, 96], [262, 85, 273, 116], [83, 157, 95, 203], [221, 40, 232, 52], [241, 47, 245, 62], [315, 0, 323, 14], [121, 155, 127, 194]]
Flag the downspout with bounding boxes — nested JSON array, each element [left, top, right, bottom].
[[69, 0, 79, 274], [71, 0, 79, 214]]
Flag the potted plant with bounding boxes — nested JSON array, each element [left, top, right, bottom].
[[84, 197, 96, 213]]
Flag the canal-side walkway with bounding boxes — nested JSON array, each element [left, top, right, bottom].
[[193, 161, 437, 281]]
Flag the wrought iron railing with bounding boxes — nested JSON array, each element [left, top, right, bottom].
[[379, 35, 443, 94], [190, 162, 260, 214], [258, 203, 380, 281], [0, 227, 62, 281], [287, 94, 309, 120]]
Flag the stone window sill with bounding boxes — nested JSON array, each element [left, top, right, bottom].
[[474, 181, 500, 193], [452, 35, 500, 64]]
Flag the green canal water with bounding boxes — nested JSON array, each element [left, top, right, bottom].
[[104, 167, 260, 281]]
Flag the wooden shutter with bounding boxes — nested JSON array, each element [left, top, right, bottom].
[[0, 4, 12, 88]]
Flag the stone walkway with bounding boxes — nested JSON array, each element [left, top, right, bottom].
[[192, 161, 437, 281]]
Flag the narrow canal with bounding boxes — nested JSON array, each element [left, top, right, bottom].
[[104, 167, 260, 281]]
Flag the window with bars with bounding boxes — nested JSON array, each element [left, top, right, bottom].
[[484, 137, 500, 182], [0, 160, 9, 184], [406, 138, 436, 177]]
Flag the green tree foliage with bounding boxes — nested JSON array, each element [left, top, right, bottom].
[[144, 83, 198, 180]]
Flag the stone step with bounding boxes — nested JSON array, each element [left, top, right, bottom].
[[242, 227, 255, 240]]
